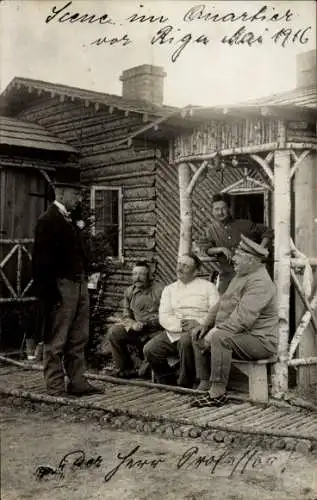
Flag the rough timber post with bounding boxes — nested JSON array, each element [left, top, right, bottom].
[[294, 150, 317, 389], [178, 162, 192, 256], [272, 122, 291, 397]]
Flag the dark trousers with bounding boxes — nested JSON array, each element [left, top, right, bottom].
[[108, 324, 160, 372], [193, 329, 276, 385], [43, 279, 89, 393], [143, 331, 195, 388]]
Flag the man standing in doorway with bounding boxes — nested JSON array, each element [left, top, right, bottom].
[[194, 193, 273, 294], [32, 181, 103, 396]]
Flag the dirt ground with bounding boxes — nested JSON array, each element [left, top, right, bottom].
[[1, 402, 317, 500]]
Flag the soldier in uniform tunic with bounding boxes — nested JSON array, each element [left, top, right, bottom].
[[194, 193, 273, 294], [191, 234, 278, 406]]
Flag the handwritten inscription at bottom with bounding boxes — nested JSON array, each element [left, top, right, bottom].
[[35, 444, 291, 483]]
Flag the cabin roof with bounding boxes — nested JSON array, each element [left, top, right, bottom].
[[237, 85, 317, 109], [181, 85, 317, 122], [117, 85, 317, 146], [0, 115, 78, 154], [1, 76, 177, 118]]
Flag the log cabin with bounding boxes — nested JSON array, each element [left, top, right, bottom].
[[0, 51, 316, 397]]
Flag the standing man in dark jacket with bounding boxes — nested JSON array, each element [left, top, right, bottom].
[[32, 181, 103, 396], [194, 193, 273, 294]]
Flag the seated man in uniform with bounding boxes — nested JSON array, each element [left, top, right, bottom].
[[108, 261, 163, 379], [194, 193, 273, 294], [143, 253, 219, 388], [191, 234, 278, 407]]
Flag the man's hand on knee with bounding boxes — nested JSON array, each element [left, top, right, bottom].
[[181, 319, 199, 333], [203, 327, 219, 348], [191, 324, 210, 341]]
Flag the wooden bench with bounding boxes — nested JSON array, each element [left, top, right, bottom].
[[232, 356, 277, 403]]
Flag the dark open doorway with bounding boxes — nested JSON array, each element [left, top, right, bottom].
[[230, 193, 264, 224]]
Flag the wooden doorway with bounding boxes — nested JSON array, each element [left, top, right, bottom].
[[230, 193, 265, 224]]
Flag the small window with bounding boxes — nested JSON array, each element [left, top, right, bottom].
[[90, 186, 123, 260]]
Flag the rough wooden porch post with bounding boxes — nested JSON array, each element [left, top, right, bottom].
[[272, 137, 291, 397], [178, 162, 192, 256], [295, 150, 317, 389]]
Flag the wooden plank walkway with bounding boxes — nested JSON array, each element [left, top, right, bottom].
[[1, 358, 316, 452]]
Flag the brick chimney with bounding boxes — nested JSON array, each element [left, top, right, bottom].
[[120, 64, 166, 106], [296, 50, 316, 88]]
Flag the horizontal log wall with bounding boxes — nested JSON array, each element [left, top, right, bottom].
[[171, 118, 278, 161], [17, 98, 145, 151], [17, 97, 159, 314]]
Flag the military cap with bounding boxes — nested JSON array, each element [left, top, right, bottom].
[[237, 234, 269, 259]]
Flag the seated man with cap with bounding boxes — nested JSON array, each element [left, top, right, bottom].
[[32, 179, 103, 397], [191, 234, 279, 407]]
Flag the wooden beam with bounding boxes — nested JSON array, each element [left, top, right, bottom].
[[287, 142, 317, 150], [0, 239, 34, 244], [272, 145, 291, 397], [188, 162, 198, 174], [291, 258, 317, 267], [17, 245, 22, 297], [178, 163, 192, 257], [265, 151, 274, 164], [294, 148, 317, 389], [288, 357, 317, 366], [0, 244, 18, 268], [39, 169, 53, 185], [187, 160, 211, 195], [277, 119, 286, 149], [290, 150, 299, 163], [290, 150, 312, 179], [250, 154, 274, 184], [288, 286, 317, 360], [291, 269, 317, 333], [175, 143, 279, 164]]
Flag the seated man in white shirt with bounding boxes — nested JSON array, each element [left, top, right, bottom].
[[143, 253, 219, 387]]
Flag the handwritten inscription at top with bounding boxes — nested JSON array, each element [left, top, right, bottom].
[[42, 1, 313, 62], [182, 4, 293, 23], [45, 1, 115, 25], [126, 4, 168, 24]]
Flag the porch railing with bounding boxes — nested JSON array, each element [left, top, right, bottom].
[[0, 239, 36, 303]]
